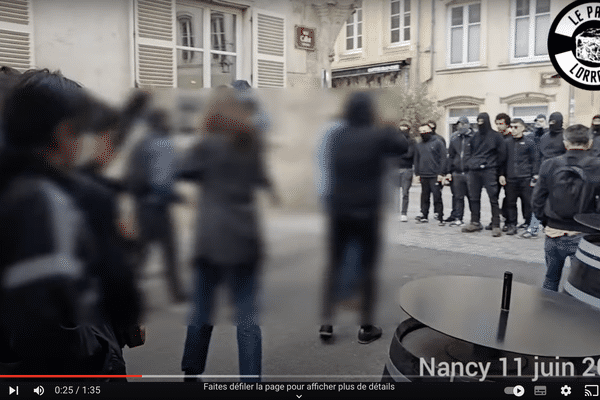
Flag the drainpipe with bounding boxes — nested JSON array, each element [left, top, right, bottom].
[[569, 84, 576, 125], [430, 0, 435, 84]]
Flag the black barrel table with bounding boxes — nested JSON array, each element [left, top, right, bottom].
[[382, 274, 600, 382], [565, 214, 600, 308]]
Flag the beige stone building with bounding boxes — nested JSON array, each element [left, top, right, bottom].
[[331, 0, 598, 141]]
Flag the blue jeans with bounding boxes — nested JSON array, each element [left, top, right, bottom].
[[543, 234, 584, 291], [182, 260, 261, 381]]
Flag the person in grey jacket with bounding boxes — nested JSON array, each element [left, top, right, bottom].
[[178, 87, 278, 382]]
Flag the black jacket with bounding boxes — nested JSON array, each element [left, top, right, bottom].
[[506, 134, 540, 180], [446, 128, 473, 174], [0, 153, 142, 374], [330, 125, 408, 214], [532, 149, 600, 233], [466, 113, 507, 174], [539, 112, 566, 165], [397, 133, 415, 169], [414, 134, 447, 177]]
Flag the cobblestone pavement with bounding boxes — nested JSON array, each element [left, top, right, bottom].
[[262, 185, 545, 265]]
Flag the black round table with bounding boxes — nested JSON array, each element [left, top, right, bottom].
[[399, 275, 600, 357]]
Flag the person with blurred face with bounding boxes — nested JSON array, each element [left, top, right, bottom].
[[0, 69, 140, 378], [318, 92, 408, 344], [414, 122, 447, 225], [178, 87, 280, 382], [503, 119, 539, 235], [461, 112, 507, 237]]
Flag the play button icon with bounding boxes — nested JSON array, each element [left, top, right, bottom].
[[513, 385, 525, 397]]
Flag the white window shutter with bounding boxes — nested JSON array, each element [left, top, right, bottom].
[[135, 0, 175, 88], [0, 0, 33, 70], [252, 9, 285, 88]]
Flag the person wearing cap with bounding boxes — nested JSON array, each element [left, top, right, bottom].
[[444, 116, 473, 227]]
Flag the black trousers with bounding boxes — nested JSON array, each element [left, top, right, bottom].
[[467, 168, 500, 226], [322, 211, 380, 327], [505, 178, 533, 227], [138, 203, 185, 300], [450, 172, 471, 221], [420, 177, 443, 220]]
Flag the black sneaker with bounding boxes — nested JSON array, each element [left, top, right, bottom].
[[485, 223, 493, 230], [506, 225, 518, 235], [415, 216, 429, 223], [502, 224, 509, 232], [319, 325, 333, 340], [444, 217, 457, 223], [358, 325, 383, 344], [517, 223, 528, 230]]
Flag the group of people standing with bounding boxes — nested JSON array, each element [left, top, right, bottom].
[[395, 111, 577, 238]]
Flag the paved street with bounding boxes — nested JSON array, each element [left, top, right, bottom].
[[123, 184, 552, 382]]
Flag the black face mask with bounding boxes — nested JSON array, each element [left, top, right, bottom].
[[421, 133, 432, 142], [593, 125, 600, 135]]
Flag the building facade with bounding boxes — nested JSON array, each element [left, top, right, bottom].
[[331, 0, 597, 141], [0, 0, 358, 104]]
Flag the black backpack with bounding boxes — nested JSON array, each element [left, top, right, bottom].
[[549, 157, 596, 219]]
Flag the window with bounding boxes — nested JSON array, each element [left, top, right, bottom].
[[512, 0, 550, 61], [391, 0, 410, 44], [448, 107, 479, 136], [448, 3, 480, 66], [175, 4, 238, 89], [345, 1, 362, 51]]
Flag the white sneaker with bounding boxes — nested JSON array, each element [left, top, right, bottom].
[[400, 215, 408, 222], [450, 220, 464, 227]]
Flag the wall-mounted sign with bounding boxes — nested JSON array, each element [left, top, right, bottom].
[[295, 26, 316, 51]]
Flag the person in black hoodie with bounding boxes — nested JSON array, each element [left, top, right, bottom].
[[539, 111, 566, 164], [533, 124, 600, 291], [590, 114, 600, 156], [461, 112, 507, 237], [444, 116, 473, 226], [320, 92, 408, 344], [414, 122, 447, 225]]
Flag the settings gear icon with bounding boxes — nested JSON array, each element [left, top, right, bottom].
[[561, 385, 571, 396]]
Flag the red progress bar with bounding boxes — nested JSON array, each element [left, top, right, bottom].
[[0, 375, 142, 378]]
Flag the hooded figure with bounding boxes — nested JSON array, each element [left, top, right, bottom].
[[548, 112, 564, 135], [539, 111, 566, 164]]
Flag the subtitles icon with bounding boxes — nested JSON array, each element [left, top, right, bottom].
[[534, 386, 547, 396], [505, 386, 525, 397], [586, 385, 599, 396]]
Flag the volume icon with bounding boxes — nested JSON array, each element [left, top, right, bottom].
[[33, 385, 44, 396]]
